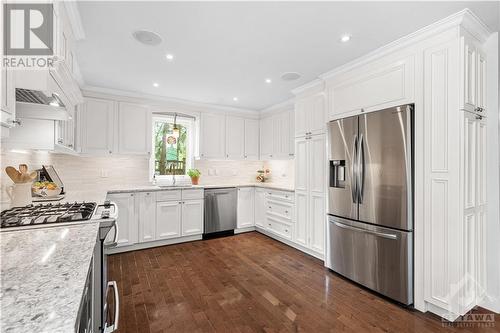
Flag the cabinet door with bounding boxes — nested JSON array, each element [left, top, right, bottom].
[[138, 192, 156, 242], [294, 98, 308, 137], [200, 113, 226, 159], [294, 191, 309, 247], [461, 37, 477, 112], [288, 110, 295, 157], [226, 116, 245, 159], [237, 187, 255, 228], [1, 66, 16, 127], [295, 137, 309, 192], [309, 134, 326, 195], [117, 102, 151, 155], [156, 201, 181, 239], [244, 119, 259, 160], [476, 49, 487, 115], [107, 192, 138, 247], [260, 116, 274, 159], [310, 93, 326, 135], [254, 188, 267, 228], [81, 98, 115, 155], [309, 193, 325, 254], [181, 199, 204, 236], [276, 112, 292, 159]]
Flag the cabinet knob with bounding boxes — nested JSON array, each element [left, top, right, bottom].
[[109, 150, 112, 154]]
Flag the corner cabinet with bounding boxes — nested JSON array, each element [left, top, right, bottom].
[[259, 109, 294, 160]]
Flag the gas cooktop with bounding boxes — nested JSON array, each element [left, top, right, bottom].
[[1, 202, 97, 229]]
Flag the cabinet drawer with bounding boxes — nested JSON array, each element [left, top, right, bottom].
[[264, 189, 294, 203], [156, 190, 182, 202], [182, 189, 204, 200], [266, 217, 293, 240], [267, 200, 293, 220]]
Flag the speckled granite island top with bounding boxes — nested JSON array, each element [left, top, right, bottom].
[[1, 223, 99, 333]]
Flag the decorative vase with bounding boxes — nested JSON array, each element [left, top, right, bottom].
[[191, 176, 199, 185]]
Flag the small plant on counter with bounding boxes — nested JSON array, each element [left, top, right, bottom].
[[187, 169, 201, 185]]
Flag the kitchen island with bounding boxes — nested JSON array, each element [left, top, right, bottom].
[[0, 223, 99, 333]]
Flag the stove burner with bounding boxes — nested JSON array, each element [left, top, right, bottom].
[[0, 202, 97, 229]]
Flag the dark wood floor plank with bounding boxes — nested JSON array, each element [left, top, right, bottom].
[[108, 232, 500, 333]]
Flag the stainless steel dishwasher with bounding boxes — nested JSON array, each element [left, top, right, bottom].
[[204, 187, 237, 236]]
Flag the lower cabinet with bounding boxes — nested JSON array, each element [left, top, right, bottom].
[[107, 189, 204, 251], [237, 187, 255, 228], [254, 188, 267, 228]]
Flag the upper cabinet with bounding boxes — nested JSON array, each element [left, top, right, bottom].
[[294, 92, 326, 137], [117, 102, 151, 155], [0, 66, 16, 132], [260, 109, 294, 160], [200, 113, 226, 159], [80, 97, 115, 155], [460, 32, 487, 117], [200, 113, 260, 161], [325, 55, 414, 120]]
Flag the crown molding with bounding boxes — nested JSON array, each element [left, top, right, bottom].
[[291, 78, 325, 96], [259, 98, 294, 117], [81, 85, 260, 117], [63, 1, 86, 40], [320, 8, 492, 81]]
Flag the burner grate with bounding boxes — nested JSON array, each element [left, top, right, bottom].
[[0, 202, 97, 229]]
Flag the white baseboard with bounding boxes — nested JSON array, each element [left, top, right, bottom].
[[107, 234, 202, 254], [235, 226, 256, 234]]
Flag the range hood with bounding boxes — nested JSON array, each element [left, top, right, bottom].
[[15, 89, 68, 121]]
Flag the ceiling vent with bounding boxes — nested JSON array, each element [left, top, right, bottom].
[[132, 30, 162, 46], [281, 72, 301, 81]]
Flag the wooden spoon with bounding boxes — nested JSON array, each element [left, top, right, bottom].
[[5, 166, 22, 183]]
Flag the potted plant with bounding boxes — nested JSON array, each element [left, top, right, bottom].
[[187, 169, 201, 185]]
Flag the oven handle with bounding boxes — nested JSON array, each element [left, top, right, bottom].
[[104, 222, 119, 248], [108, 201, 119, 220], [104, 281, 119, 333]]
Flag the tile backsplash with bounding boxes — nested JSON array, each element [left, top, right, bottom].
[[0, 151, 295, 206]]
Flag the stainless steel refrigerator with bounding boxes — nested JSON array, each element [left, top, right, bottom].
[[326, 104, 413, 305]]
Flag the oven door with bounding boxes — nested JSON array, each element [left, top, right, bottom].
[[103, 221, 119, 333]]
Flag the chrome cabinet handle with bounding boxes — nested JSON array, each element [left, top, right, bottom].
[[104, 281, 120, 333], [351, 135, 358, 204], [357, 134, 365, 204], [332, 220, 397, 240]]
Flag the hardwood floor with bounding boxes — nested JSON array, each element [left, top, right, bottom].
[[108, 232, 499, 333]]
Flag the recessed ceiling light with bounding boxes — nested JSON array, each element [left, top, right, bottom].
[[233, 97, 239, 102], [340, 34, 351, 43], [166, 54, 174, 61], [281, 72, 301, 81], [265, 78, 272, 84], [153, 82, 159, 87], [132, 30, 162, 46]]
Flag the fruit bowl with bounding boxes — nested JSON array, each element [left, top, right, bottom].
[[32, 182, 62, 197]]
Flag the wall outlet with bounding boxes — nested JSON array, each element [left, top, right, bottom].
[[100, 168, 109, 178]]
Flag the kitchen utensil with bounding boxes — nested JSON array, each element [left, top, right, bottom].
[[18, 164, 28, 174], [5, 167, 22, 183], [6, 183, 33, 207]]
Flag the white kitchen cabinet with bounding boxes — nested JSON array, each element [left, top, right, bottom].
[[254, 188, 267, 228], [226, 116, 245, 159], [80, 97, 115, 155], [293, 134, 326, 256], [260, 116, 273, 159], [244, 119, 259, 160], [0, 66, 16, 130], [295, 93, 326, 137], [460, 34, 487, 117], [107, 192, 138, 247], [237, 187, 255, 228], [181, 199, 204, 236], [117, 102, 151, 155], [200, 113, 226, 159], [138, 192, 156, 243], [325, 56, 414, 120], [156, 201, 182, 240]]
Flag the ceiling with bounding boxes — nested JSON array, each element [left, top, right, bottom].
[[76, 1, 499, 111]]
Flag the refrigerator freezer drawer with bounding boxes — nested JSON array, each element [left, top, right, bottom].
[[327, 215, 413, 305]]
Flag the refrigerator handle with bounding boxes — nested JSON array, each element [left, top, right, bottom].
[[357, 134, 365, 204], [351, 135, 358, 203]]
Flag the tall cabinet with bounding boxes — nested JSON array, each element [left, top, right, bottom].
[[293, 83, 327, 258]]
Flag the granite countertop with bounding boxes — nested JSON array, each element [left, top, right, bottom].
[[106, 183, 294, 195], [0, 223, 99, 333]]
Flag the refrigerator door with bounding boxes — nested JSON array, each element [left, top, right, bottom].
[[327, 116, 358, 220], [327, 215, 413, 305], [357, 105, 413, 230]]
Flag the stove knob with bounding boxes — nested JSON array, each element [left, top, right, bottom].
[[104, 200, 111, 208], [101, 211, 110, 219]]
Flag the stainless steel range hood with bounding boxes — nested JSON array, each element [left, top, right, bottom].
[[15, 88, 69, 121]]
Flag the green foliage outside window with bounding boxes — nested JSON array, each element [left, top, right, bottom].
[[154, 120, 188, 175]]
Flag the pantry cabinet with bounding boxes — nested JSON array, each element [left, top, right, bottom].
[[294, 134, 326, 257], [237, 187, 255, 228], [80, 97, 115, 155], [117, 102, 151, 155], [460, 33, 487, 117]]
